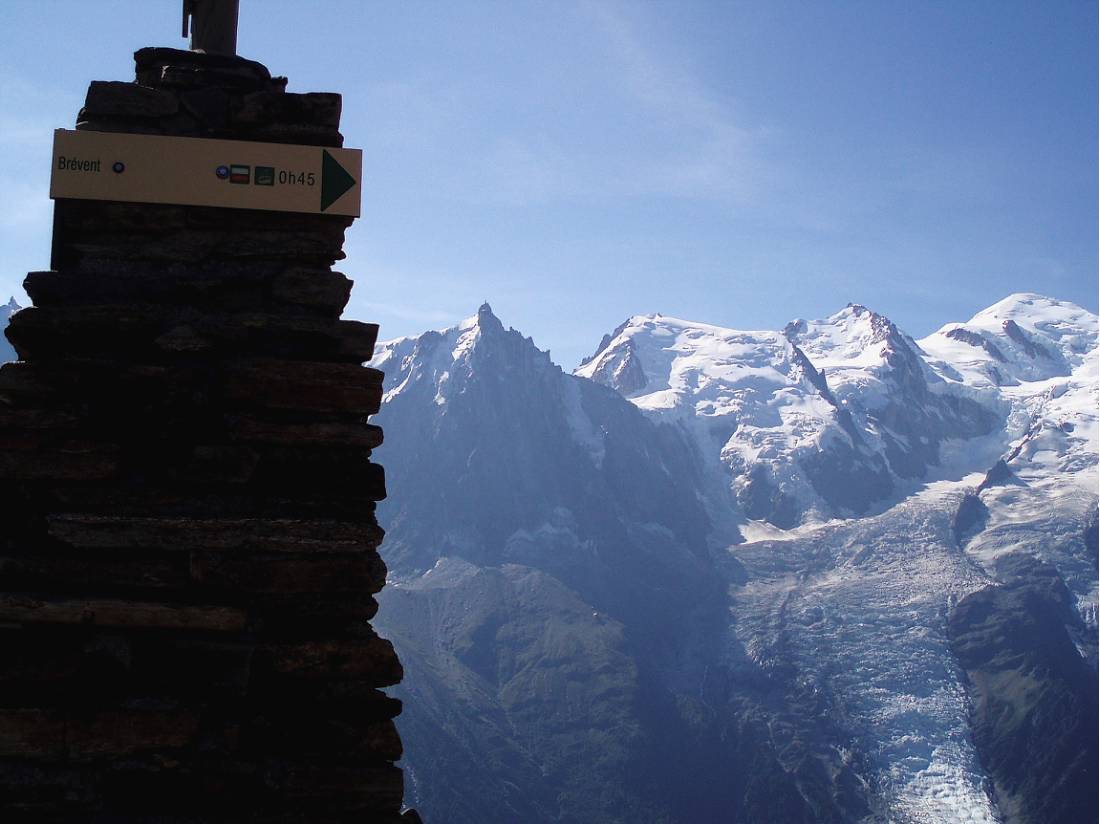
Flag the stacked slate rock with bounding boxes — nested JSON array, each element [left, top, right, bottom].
[[0, 48, 418, 823]]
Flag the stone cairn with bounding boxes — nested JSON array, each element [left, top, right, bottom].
[[0, 48, 418, 822]]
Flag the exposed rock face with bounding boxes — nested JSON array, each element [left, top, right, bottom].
[[949, 555, 1098, 824], [0, 48, 415, 822], [944, 327, 1007, 364]]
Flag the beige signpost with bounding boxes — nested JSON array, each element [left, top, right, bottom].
[[50, 129, 362, 217]]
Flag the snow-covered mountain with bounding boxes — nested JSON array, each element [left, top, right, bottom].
[[920, 294, 1098, 617], [372, 305, 792, 822], [0, 297, 20, 363], [576, 303, 1001, 529], [372, 303, 713, 587], [921, 292, 1097, 388], [371, 295, 1097, 824]]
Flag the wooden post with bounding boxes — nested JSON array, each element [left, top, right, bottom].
[[183, 0, 240, 56]]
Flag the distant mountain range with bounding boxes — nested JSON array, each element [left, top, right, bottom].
[[576, 295, 1094, 531], [370, 294, 1096, 824]]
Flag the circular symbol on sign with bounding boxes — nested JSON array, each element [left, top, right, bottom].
[[215, 165, 230, 180], [111, 161, 125, 174]]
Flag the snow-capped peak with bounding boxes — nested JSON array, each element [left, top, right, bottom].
[[968, 293, 1096, 363], [374, 304, 554, 408], [0, 297, 20, 364], [454, 301, 504, 333], [575, 313, 793, 405], [920, 294, 1097, 388], [972, 291, 1089, 324], [784, 302, 919, 373], [578, 302, 1002, 528]]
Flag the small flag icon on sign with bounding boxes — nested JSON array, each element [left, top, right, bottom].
[[229, 164, 250, 184]]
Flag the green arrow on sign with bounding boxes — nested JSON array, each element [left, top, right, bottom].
[[321, 150, 357, 212]]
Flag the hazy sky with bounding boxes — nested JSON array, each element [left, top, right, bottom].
[[1, 1, 1096, 369]]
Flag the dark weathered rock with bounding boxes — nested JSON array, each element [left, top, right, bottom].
[[272, 269, 354, 315], [179, 85, 231, 128], [977, 458, 1015, 491], [35, 484, 381, 524], [28, 265, 358, 319], [952, 492, 989, 546], [224, 359, 384, 414], [51, 205, 351, 267], [243, 709, 403, 760], [134, 47, 275, 92], [0, 547, 191, 592], [190, 551, 387, 595], [243, 122, 345, 148], [0, 406, 83, 430], [226, 417, 382, 449], [949, 557, 1098, 824], [259, 635, 404, 685], [0, 594, 248, 632], [0, 710, 67, 758], [6, 305, 378, 363], [65, 709, 204, 757], [233, 91, 342, 129], [46, 515, 385, 553], [0, 46, 413, 820], [84, 80, 179, 118]]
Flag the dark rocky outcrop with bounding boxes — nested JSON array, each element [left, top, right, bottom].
[[1001, 319, 1055, 362], [0, 49, 415, 821], [976, 459, 1017, 493], [951, 492, 989, 546], [948, 556, 1098, 824], [578, 318, 633, 368], [944, 327, 1007, 362], [584, 337, 648, 395]]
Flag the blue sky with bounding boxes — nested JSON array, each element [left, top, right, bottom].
[[1, 1, 1095, 369]]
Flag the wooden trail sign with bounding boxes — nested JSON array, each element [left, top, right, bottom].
[[50, 129, 361, 217]]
